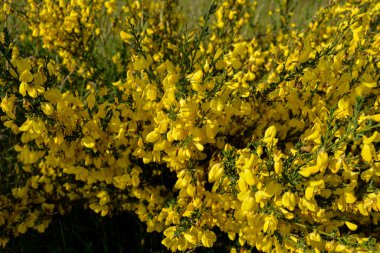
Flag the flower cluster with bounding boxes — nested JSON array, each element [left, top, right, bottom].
[[1, 0, 380, 252]]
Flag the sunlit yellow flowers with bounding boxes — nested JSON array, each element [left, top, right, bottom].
[[1, 0, 380, 252], [41, 102, 54, 116], [81, 136, 95, 148]]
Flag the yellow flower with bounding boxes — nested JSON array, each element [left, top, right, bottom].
[[241, 194, 256, 211], [86, 93, 96, 110], [146, 130, 161, 143], [133, 55, 150, 71], [263, 215, 278, 235], [183, 227, 199, 245], [201, 230, 217, 248], [81, 136, 95, 148], [282, 192, 296, 211], [262, 125, 277, 145], [299, 165, 319, 177], [316, 150, 328, 171], [41, 102, 54, 115], [305, 186, 314, 200], [361, 144, 372, 162], [345, 221, 358, 231], [208, 162, 224, 183], [344, 191, 356, 204]]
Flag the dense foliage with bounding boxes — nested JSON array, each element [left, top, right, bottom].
[[1, 0, 380, 252]]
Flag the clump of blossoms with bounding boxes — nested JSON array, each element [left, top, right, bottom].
[[0, 0, 380, 252]]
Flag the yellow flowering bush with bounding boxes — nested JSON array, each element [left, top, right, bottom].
[[1, 0, 380, 251]]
